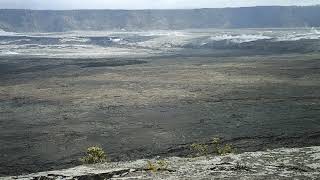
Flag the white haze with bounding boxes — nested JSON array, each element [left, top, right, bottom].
[[0, 0, 319, 10]]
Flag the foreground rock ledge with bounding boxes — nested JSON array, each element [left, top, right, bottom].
[[6, 146, 320, 179]]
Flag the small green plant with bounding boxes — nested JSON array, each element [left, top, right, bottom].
[[190, 143, 209, 156], [80, 146, 107, 164], [212, 137, 220, 144], [146, 160, 169, 172], [157, 159, 169, 169], [146, 161, 158, 172], [212, 137, 235, 155], [217, 144, 234, 155], [212, 137, 221, 153], [190, 137, 236, 157]]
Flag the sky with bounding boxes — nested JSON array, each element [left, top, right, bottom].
[[0, 0, 319, 10]]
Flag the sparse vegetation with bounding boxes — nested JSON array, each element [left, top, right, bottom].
[[217, 144, 235, 155], [80, 146, 107, 164], [146, 160, 169, 172], [146, 161, 158, 172], [212, 137, 235, 155], [190, 143, 209, 156], [211, 137, 221, 154], [190, 137, 235, 157]]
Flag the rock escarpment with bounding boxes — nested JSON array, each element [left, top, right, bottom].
[[1, 6, 320, 32]]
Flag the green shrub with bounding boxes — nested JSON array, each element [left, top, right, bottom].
[[146, 161, 158, 172], [212, 137, 221, 153], [190, 143, 209, 156], [217, 144, 234, 155], [80, 146, 107, 164], [146, 160, 169, 172], [190, 137, 236, 157], [157, 159, 169, 169], [211, 137, 235, 155]]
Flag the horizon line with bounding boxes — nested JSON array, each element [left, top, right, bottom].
[[0, 4, 319, 11]]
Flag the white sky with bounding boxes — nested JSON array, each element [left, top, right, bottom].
[[0, 0, 319, 10]]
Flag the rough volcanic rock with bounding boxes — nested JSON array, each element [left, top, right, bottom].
[[5, 146, 320, 179]]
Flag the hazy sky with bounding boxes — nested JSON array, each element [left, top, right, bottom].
[[0, 0, 319, 9]]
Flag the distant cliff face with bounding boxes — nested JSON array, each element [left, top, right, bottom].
[[0, 6, 320, 32]]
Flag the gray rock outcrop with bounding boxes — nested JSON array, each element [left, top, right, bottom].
[[6, 146, 320, 179]]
